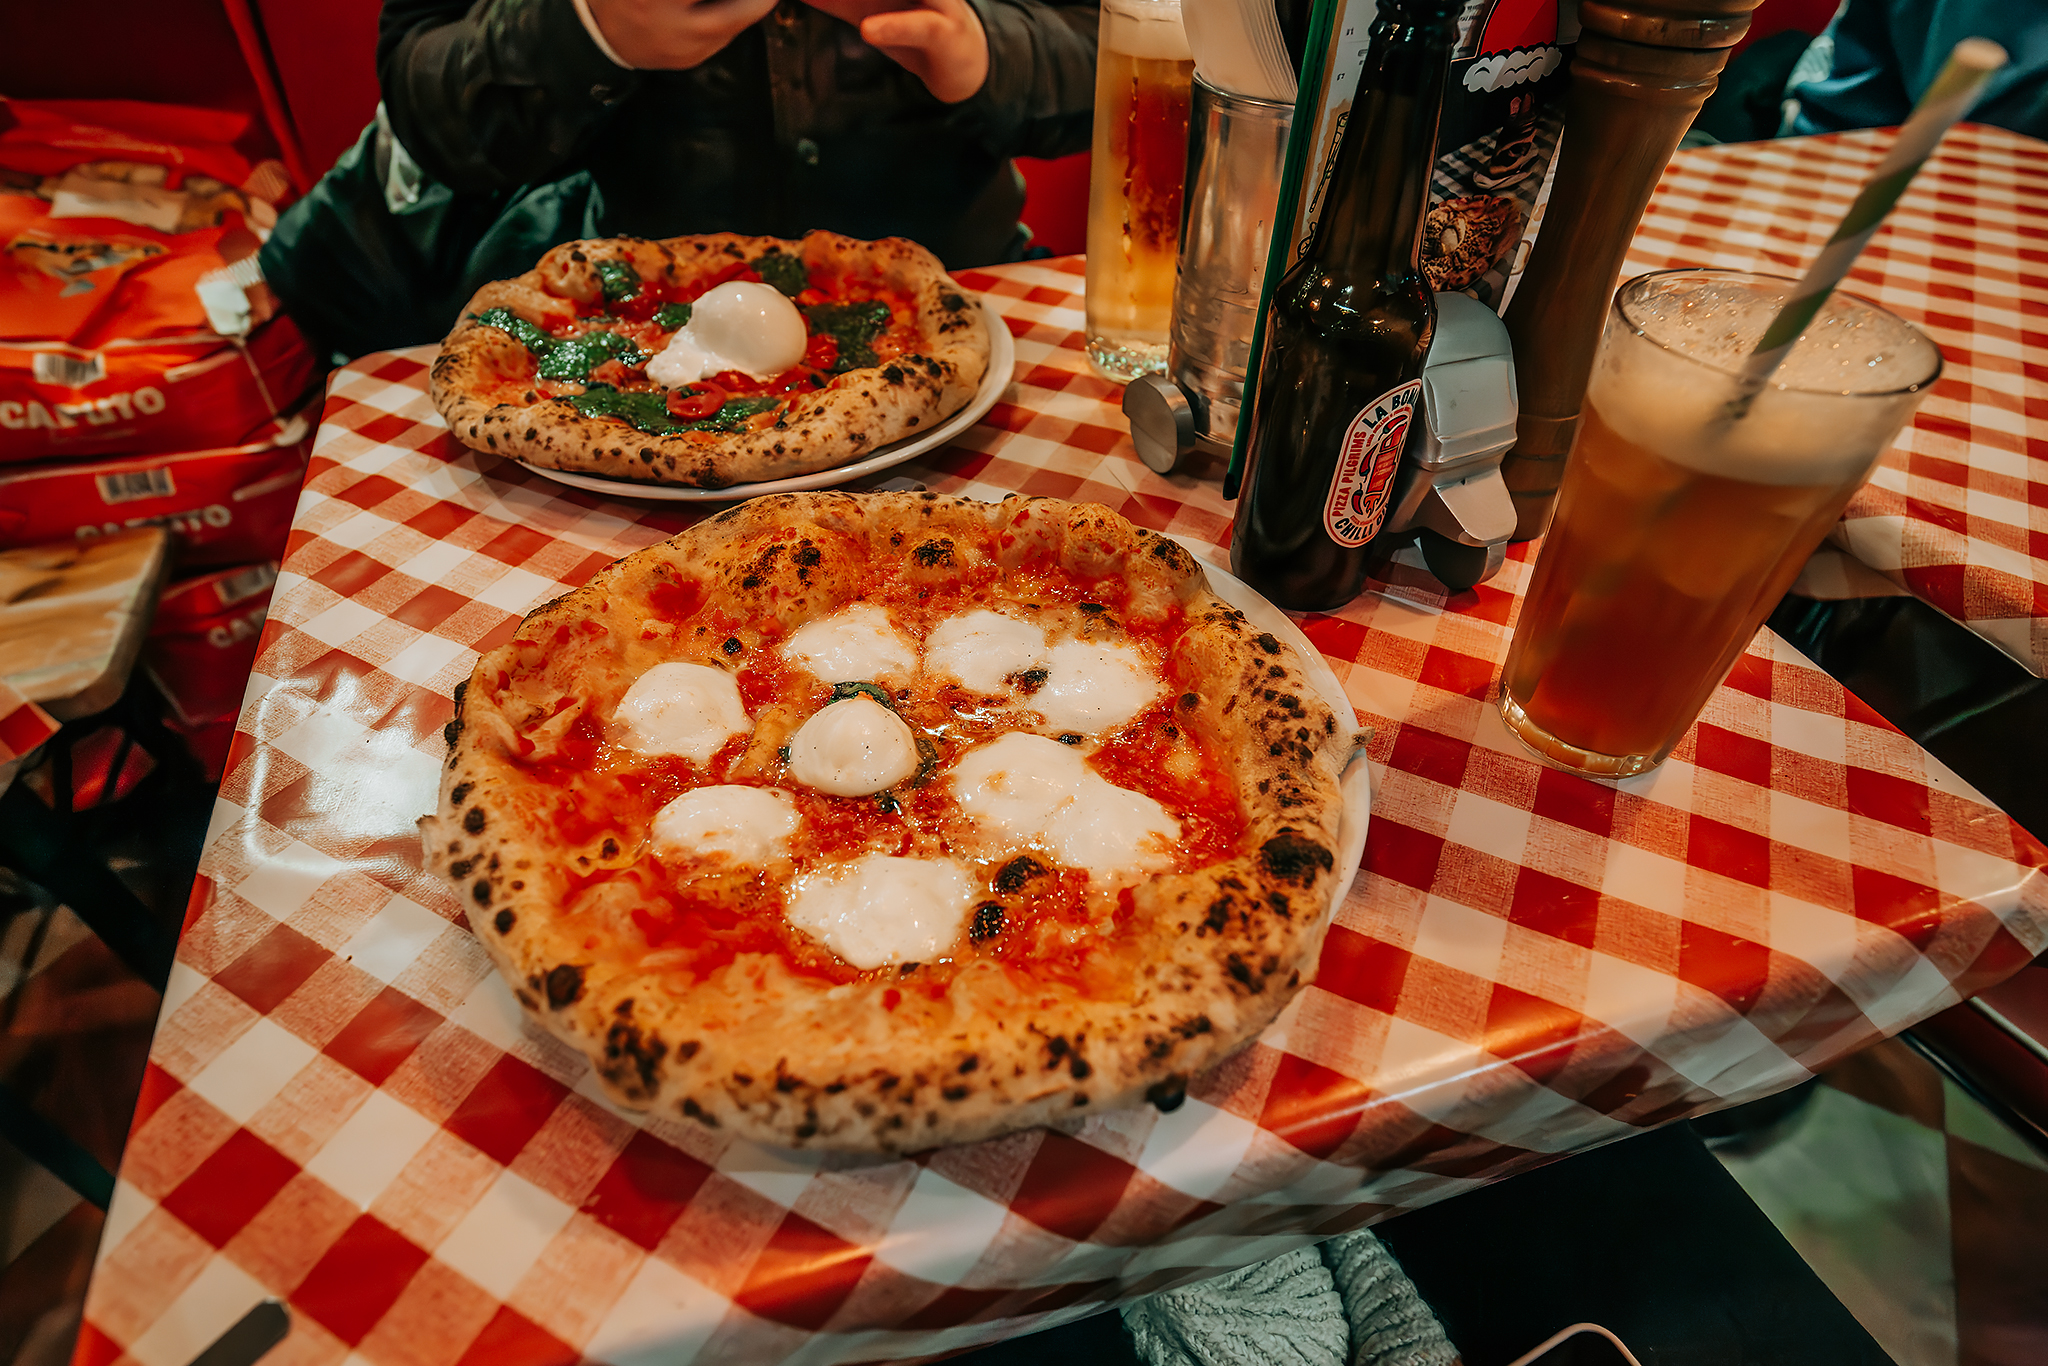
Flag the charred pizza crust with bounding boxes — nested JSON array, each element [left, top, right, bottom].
[[420, 493, 1352, 1153], [430, 232, 988, 488]]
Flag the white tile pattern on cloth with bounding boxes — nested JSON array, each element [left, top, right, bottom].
[[74, 249, 2048, 1366]]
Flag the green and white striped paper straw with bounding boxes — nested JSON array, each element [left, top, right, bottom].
[[1732, 38, 2007, 405]]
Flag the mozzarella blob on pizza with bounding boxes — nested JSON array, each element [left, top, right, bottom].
[[430, 232, 989, 489], [423, 493, 1354, 1152]]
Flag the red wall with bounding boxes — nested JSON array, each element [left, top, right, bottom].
[[254, 0, 382, 179], [1734, 0, 1841, 52], [0, 0, 279, 161], [1018, 155, 1091, 258]]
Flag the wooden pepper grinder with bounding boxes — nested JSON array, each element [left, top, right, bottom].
[[1498, 0, 1762, 539]]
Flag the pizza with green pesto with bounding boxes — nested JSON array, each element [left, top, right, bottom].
[[431, 231, 989, 489]]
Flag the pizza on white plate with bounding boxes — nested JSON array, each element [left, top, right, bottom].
[[431, 231, 989, 489], [422, 492, 1358, 1152]]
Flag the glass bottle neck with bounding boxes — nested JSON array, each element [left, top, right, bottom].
[[1316, 6, 1454, 282]]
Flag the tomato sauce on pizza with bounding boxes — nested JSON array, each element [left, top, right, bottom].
[[466, 246, 931, 439], [490, 544, 1245, 998], [432, 233, 991, 490], [427, 493, 1354, 1152]]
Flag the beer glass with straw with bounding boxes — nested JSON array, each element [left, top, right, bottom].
[[1497, 41, 2006, 780], [1083, 0, 1196, 382]]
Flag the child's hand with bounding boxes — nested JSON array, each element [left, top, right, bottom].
[[802, 0, 991, 103], [588, 0, 784, 69]]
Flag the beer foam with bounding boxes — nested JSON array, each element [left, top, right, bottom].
[[1628, 276, 1940, 394], [1587, 274, 1940, 486], [1103, 0, 1195, 60]]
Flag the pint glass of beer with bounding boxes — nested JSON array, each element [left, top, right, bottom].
[[1499, 270, 1941, 778], [1083, 0, 1194, 382]]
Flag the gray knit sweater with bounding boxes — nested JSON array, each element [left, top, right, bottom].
[[1121, 1232, 1460, 1366]]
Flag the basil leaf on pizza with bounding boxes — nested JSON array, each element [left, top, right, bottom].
[[430, 232, 989, 489], [536, 330, 646, 383], [592, 258, 642, 302], [474, 307, 553, 355], [802, 300, 894, 372], [752, 249, 808, 298], [424, 493, 1356, 1154]]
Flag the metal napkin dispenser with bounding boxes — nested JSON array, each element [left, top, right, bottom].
[[1126, 288, 1519, 590], [1379, 291, 1520, 590]]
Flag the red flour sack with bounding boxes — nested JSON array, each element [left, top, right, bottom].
[[0, 406, 312, 569], [0, 315, 317, 463], [143, 561, 278, 781], [145, 560, 277, 726], [0, 98, 318, 462]]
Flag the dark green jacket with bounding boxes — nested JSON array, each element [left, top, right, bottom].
[[377, 0, 1101, 268]]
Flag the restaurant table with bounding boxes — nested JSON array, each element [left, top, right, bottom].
[[79, 205, 2048, 1366], [1623, 122, 2048, 679]]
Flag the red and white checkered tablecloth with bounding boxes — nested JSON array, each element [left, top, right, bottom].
[[1624, 123, 2048, 677], [79, 255, 2048, 1366]]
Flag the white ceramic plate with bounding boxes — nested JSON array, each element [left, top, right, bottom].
[[516, 299, 1016, 503], [1173, 537, 1374, 911]]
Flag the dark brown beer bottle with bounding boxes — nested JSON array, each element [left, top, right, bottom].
[[1229, 0, 1457, 612]]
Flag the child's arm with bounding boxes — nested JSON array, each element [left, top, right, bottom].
[[800, 0, 1098, 154], [802, 0, 991, 103], [586, 0, 786, 68], [957, 0, 1099, 158]]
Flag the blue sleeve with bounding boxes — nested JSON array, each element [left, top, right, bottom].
[[1785, 0, 1912, 136], [1788, 0, 2048, 140]]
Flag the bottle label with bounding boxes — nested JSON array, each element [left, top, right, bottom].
[[1323, 380, 1423, 548]]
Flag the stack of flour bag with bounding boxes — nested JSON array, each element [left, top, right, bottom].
[[0, 98, 323, 779]]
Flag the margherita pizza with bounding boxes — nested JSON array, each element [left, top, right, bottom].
[[422, 492, 1356, 1153], [431, 232, 989, 489]]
